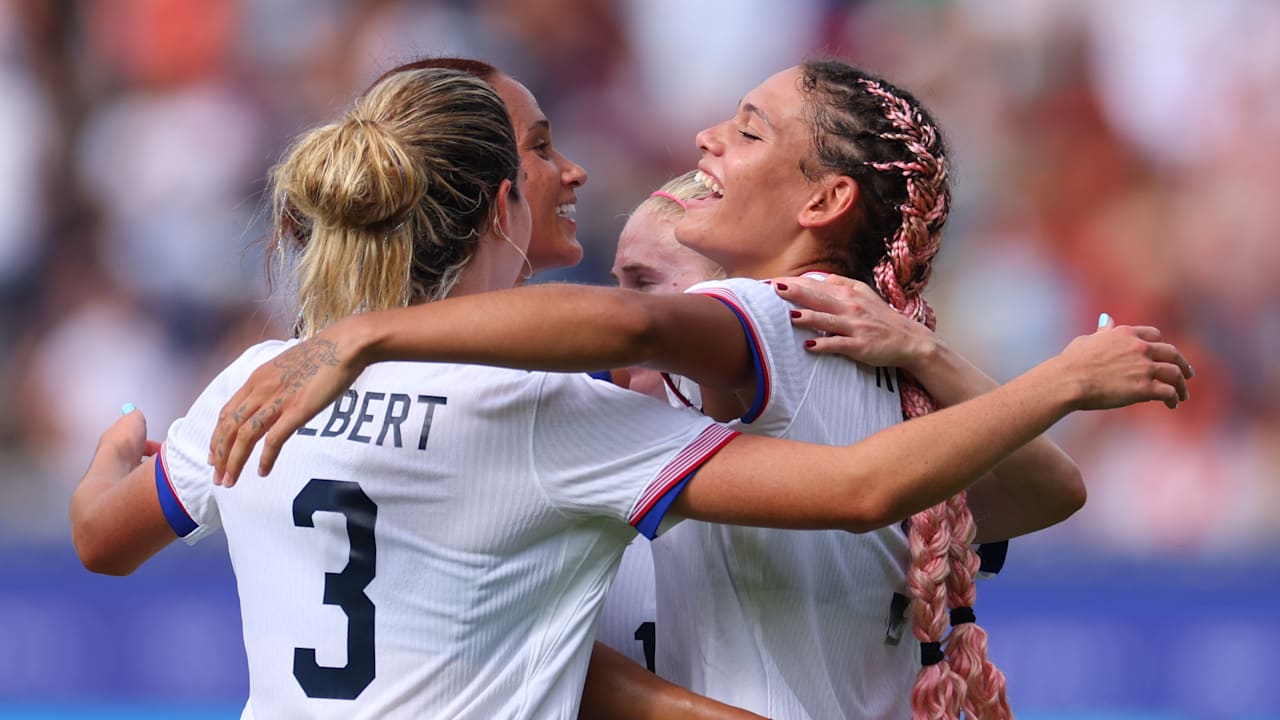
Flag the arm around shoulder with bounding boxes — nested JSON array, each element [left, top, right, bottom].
[[673, 324, 1191, 533]]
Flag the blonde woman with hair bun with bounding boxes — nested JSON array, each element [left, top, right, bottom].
[[210, 60, 1194, 720], [70, 61, 1180, 719]]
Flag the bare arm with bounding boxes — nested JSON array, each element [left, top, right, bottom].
[[671, 325, 1191, 532], [775, 275, 1190, 541], [578, 643, 765, 720], [70, 409, 177, 575], [212, 284, 754, 484]]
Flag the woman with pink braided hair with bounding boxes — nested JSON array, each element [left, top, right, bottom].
[[765, 64, 1018, 718], [209, 59, 1193, 719]]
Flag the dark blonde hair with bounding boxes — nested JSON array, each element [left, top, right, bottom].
[[632, 170, 724, 281], [270, 67, 519, 337]]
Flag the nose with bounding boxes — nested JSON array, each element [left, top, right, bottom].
[[696, 122, 724, 156], [558, 151, 587, 188]]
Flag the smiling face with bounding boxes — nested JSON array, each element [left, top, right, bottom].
[[675, 66, 827, 279], [489, 74, 588, 273]]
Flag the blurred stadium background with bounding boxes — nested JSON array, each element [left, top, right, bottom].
[[1, 0, 1277, 717]]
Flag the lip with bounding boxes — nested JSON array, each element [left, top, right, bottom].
[[685, 166, 722, 210], [555, 198, 578, 224], [696, 164, 723, 189]]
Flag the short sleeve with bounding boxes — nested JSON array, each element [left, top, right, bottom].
[[156, 341, 293, 545], [676, 277, 818, 434], [530, 373, 738, 539]]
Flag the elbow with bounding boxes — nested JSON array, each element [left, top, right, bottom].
[[838, 486, 900, 534], [72, 521, 138, 577], [75, 544, 135, 577], [1057, 464, 1087, 520]]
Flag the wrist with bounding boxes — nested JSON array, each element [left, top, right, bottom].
[[902, 331, 949, 379], [332, 312, 385, 368], [1031, 355, 1087, 414]]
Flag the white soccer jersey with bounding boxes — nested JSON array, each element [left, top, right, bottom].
[[594, 535, 658, 670], [155, 341, 737, 720], [653, 276, 915, 720]]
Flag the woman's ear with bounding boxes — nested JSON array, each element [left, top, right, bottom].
[[493, 178, 513, 238], [799, 175, 859, 229]]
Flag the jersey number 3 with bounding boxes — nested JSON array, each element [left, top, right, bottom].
[[292, 478, 378, 700]]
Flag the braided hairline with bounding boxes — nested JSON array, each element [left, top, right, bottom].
[[856, 79, 950, 329]]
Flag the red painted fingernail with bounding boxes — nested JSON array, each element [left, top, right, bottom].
[[763, 279, 772, 285], [804, 339, 816, 348], [790, 310, 801, 318], [776, 283, 788, 291]]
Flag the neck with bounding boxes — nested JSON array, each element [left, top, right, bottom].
[[720, 231, 841, 280], [448, 235, 522, 298]]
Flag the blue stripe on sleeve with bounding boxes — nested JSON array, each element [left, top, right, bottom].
[[154, 456, 198, 538], [633, 471, 696, 540], [704, 296, 768, 423]]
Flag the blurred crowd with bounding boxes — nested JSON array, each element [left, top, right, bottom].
[[1, 0, 1277, 557]]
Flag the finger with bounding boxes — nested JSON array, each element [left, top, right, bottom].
[[800, 334, 866, 357], [1147, 342, 1194, 383], [774, 276, 841, 313], [211, 390, 247, 469], [249, 403, 281, 477], [1152, 362, 1190, 403], [788, 308, 842, 336], [258, 402, 312, 477], [1131, 325, 1164, 343], [814, 273, 873, 294], [144, 440, 162, 456], [211, 402, 248, 483], [220, 402, 265, 488]]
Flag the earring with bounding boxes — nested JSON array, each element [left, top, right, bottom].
[[493, 215, 533, 281]]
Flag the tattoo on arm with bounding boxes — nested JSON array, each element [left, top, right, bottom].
[[273, 339, 341, 390]]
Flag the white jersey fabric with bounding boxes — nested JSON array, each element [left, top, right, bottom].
[[155, 340, 737, 720], [653, 276, 914, 720], [594, 536, 658, 670]]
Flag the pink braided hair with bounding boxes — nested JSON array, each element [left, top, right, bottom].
[[858, 78, 1010, 720]]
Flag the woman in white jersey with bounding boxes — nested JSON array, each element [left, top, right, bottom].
[[354, 60, 746, 713], [71, 65, 1188, 719], [594, 171, 724, 674], [210, 61, 1195, 719], [71, 66, 758, 719]]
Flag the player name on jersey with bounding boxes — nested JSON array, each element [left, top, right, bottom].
[[296, 388, 447, 450]]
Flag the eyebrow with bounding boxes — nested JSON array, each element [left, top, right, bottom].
[[527, 119, 550, 134], [616, 262, 658, 277], [741, 101, 773, 129]]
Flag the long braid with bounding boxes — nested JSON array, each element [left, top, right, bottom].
[[860, 77, 1008, 720], [859, 78, 963, 720], [800, 59, 1009, 719]]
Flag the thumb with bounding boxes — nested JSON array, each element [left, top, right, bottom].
[[1096, 312, 1114, 331], [121, 402, 149, 434]]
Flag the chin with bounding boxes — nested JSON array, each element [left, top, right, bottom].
[[555, 236, 584, 268]]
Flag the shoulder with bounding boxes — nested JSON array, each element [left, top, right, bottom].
[[222, 339, 298, 381], [685, 277, 782, 306]]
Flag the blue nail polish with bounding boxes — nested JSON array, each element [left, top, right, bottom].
[[121, 402, 136, 415], [1097, 313, 1111, 329]]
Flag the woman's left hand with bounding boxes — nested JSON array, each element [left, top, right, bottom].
[[100, 406, 162, 470], [773, 274, 936, 371]]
